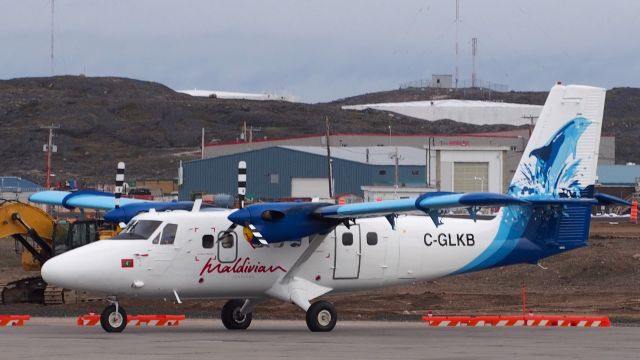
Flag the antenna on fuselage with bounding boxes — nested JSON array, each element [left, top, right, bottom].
[[238, 161, 246, 208], [115, 162, 125, 209]]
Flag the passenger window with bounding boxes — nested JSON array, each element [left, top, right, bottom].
[[202, 235, 214, 249], [366, 232, 378, 246], [152, 233, 160, 244], [219, 232, 234, 249], [342, 233, 353, 246], [160, 224, 178, 245]]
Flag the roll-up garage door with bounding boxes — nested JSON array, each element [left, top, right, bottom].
[[453, 162, 489, 192]]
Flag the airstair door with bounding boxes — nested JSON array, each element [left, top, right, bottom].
[[333, 225, 361, 279], [149, 223, 180, 275]]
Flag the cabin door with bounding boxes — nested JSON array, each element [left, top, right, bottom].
[[333, 225, 361, 279]]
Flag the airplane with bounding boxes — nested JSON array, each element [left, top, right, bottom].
[[41, 84, 632, 333]]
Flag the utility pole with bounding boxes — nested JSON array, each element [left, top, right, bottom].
[[522, 115, 539, 137], [391, 147, 403, 199], [41, 124, 60, 189], [425, 137, 434, 187], [241, 121, 247, 142], [201, 127, 205, 159], [394, 147, 399, 195], [325, 116, 333, 198]]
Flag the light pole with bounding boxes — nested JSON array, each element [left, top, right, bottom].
[[473, 176, 486, 192]]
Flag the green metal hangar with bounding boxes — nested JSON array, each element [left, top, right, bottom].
[[178, 142, 514, 201], [180, 146, 431, 201]]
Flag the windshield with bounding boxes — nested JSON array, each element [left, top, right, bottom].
[[112, 220, 162, 240]]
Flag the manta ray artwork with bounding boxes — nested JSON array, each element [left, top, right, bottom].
[[37, 84, 633, 333]]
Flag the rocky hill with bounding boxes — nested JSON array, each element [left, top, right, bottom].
[[0, 76, 637, 185]]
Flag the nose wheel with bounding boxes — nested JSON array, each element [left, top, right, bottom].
[[221, 299, 253, 330], [306, 301, 337, 332], [100, 303, 128, 333]]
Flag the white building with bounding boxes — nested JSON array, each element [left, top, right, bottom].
[[432, 74, 453, 89], [429, 146, 509, 193], [343, 99, 543, 126], [176, 89, 299, 102]]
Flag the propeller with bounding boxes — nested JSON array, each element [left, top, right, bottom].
[[225, 161, 341, 245], [227, 202, 340, 244]]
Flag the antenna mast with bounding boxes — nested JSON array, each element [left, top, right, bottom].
[[50, 0, 55, 75], [455, 0, 459, 89], [471, 37, 478, 88]]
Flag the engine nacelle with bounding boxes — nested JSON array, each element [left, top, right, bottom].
[[227, 202, 340, 243]]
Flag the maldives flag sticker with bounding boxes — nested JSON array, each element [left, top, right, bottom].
[[121, 259, 134, 268]]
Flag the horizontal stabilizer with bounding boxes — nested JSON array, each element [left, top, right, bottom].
[[593, 193, 633, 207], [525, 194, 635, 207]]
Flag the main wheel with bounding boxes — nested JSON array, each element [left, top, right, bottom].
[[306, 301, 337, 332], [100, 304, 127, 333], [221, 299, 252, 330]]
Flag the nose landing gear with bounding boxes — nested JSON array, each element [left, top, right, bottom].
[[100, 299, 128, 333], [221, 299, 253, 330]]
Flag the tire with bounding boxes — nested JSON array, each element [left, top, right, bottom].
[[100, 304, 127, 333], [306, 301, 337, 332], [221, 299, 252, 330]]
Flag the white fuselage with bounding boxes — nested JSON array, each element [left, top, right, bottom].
[[42, 208, 502, 304]]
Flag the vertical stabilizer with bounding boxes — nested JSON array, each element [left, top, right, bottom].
[[509, 84, 606, 199]]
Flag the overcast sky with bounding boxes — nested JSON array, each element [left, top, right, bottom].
[[1, 1, 638, 102]]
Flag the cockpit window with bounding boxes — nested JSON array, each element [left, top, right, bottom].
[[112, 220, 162, 240], [160, 224, 178, 245]]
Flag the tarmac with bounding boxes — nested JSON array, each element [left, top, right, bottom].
[[0, 318, 638, 360]]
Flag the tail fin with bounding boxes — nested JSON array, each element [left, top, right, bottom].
[[509, 84, 606, 199]]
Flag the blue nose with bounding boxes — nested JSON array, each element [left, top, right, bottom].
[[228, 207, 251, 225]]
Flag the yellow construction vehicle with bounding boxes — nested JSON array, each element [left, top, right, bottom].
[[0, 200, 117, 304]]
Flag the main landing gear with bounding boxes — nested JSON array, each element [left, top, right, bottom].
[[219, 299, 337, 332], [100, 299, 128, 333], [305, 301, 337, 332]]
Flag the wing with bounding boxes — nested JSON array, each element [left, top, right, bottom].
[[316, 192, 528, 220], [29, 190, 222, 224], [29, 190, 146, 210], [228, 192, 530, 244]]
